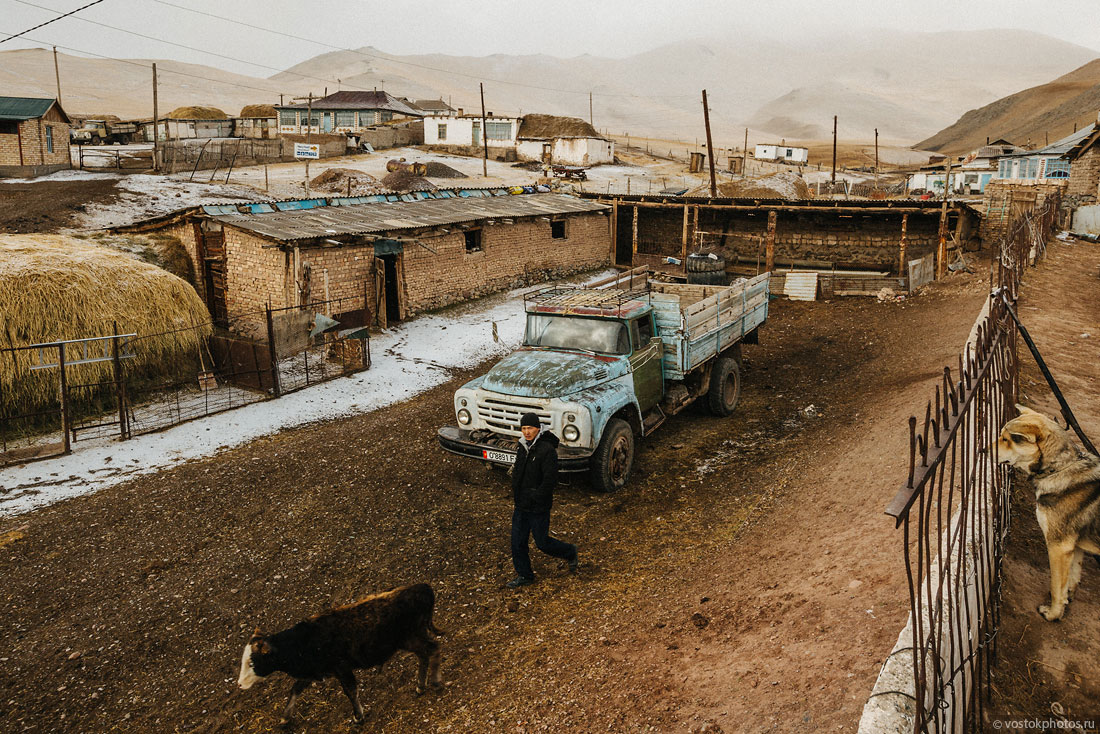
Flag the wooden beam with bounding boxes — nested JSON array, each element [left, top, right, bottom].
[[631, 204, 639, 262], [899, 212, 909, 278], [681, 204, 689, 259], [587, 198, 954, 215], [765, 209, 776, 273], [610, 199, 619, 265]]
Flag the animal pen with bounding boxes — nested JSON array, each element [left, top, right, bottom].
[[0, 295, 371, 467], [864, 194, 1060, 733]]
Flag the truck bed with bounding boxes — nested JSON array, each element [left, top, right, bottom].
[[591, 268, 770, 381]]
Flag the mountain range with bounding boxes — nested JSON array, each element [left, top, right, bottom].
[[1, 29, 1096, 147]]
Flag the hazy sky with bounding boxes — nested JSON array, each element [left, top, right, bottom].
[[2, 0, 1099, 75]]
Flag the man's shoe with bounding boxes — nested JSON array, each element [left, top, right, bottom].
[[568, 550, 579, 574], [506, 576, 534, 589]]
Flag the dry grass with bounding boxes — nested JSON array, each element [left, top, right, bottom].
[[166, 105, 228, 120], [0, 234, 211, 411], [239, 104, 276, 118], [517, 114, 604, 140]]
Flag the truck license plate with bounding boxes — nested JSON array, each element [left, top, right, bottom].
[[483, 449, 514, 464]]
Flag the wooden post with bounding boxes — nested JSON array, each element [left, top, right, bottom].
[[743, 127, 748, 174], [937, 158, 952, 279], [765, 210, 776, 273], [610, 199, 618, 264], [681, 204, 689, 259], [58, 344, 71, 455], [305, 92, 313, 193], [702, 89, 717, 197], [831, 115, 837, 184], [152, 63, 159, 172], [264, 163, 269, 192], [480, 82, 488, 177], [874, 127, 879, 190], [899, 212, 909, 278], [53, 46, 62, 105], [589, 91, 593, 127], [631, 204, 639, 262], [266, 304, 282, 398]]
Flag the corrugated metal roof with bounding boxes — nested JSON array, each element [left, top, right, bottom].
[[1002, 124, 1096, 158], [0, 96, 61, 121], [210, 193, 608, 242], [276, 91, 423, 117]]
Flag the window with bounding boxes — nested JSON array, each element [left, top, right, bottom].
[[437, 123, 447, 141], [0, 120, 17, 135], [486, 121, 512, 140], [525, 314, 630, 355], [1045, 159, 1070, 178], [45, 125, 53, 153], [381, 111, 393, 122], [550, 220, 566, 239], [632, 316, 654, 350], [279, 110, 297, 126], [464, 228, 482, 253], [785, 148, 793, 157], [336, 110, 355, 127]]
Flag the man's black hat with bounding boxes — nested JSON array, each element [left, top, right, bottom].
[[519, 412, 541, 428]]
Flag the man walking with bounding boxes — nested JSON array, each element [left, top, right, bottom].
[[507, 412, 578, 588]]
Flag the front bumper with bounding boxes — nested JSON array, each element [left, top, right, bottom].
[[437, 426, 594, 472]]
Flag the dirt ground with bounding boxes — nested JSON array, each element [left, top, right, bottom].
[[0, 178, 120, 233], [0, 268, 992, 733], [987, 237, 1100, 727]]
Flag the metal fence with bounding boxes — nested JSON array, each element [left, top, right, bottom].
[[76, 145, 154, 171], [0, 296, 370, 467], [883, 195, 1059, 733]]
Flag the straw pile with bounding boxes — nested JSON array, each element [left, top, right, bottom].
[[166, 105, 228, 120], [309, 168, 386, 195], [239, 104, 277, 118], [0, 235, 212, 411], [517, 114, 605, 140]]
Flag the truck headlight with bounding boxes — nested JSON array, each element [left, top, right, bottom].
[[457, 408, 472, 425], [562, 424, 580, 442]]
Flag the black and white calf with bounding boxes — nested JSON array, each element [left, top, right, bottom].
[[237, 583, 443, 724]]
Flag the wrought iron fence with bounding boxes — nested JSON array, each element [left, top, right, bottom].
[[883, 194, 1059, 733]]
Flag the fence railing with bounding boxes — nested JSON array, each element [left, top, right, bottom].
[[76, 145, 154, 170], [0, 296, 371, 467], [882, 194, 1059, 733]]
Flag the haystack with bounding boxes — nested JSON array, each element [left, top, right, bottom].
[[0, 235, 212, 412], [240, 104, 277, 119], [166, 105, 228, 120], [517, 114, 605, 140]]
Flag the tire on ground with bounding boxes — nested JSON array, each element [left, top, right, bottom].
[[590, 417, 634, 492], [707, 355, 741, 416]]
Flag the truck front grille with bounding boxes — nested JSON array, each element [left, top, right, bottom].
[[476, 397, 551, 436]]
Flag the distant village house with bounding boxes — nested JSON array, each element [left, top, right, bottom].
[[424, 112, 613, 166], [0, 96, 72, 178], [753, 143, 809, 164], [276, 91, 424, 135]]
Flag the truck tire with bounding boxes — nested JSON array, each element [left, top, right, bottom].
[[706, 356, 741, 416], [686, 252, 728, 286], [590, 418, 634, 492]]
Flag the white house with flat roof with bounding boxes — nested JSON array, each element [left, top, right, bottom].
[[754, 143, 809, 164]]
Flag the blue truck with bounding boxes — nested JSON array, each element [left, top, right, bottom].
[[437, 268, 771, 491]]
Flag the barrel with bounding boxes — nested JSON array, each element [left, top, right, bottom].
[[685, 252, 728, 285]]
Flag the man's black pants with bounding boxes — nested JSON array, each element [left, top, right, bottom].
[[511, 508, 575, 579]]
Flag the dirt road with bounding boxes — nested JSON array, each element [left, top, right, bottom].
[[0, 273, 989, 733]]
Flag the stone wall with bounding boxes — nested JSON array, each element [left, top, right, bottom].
[[980, 181, 1066, 244], [1067, 146, 1100, 207]]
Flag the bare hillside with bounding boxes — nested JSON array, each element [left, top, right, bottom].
[[917, 58, 1100, 153]]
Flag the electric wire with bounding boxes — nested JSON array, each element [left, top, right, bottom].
[[1, 0, 104, 44]]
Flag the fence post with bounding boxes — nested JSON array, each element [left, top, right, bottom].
[[111, 321, 129, 439], [265, 304, 282, 398], [58, 343, 71, 455]]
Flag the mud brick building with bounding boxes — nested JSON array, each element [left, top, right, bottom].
[[980, 181, 1067, 244], [1065, 119, 1100, 208], [0, 96, 72, 178], [117, 191, 610, 333], [584, 193, 976, 278]]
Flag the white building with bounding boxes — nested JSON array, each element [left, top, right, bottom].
[[754, 143, 809, 164], [515, 114, 614, 166], [423, 112, 520, 149]]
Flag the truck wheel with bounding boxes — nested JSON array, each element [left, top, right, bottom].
[[590, 418, 634, 492], [707, 356, 741, 416]]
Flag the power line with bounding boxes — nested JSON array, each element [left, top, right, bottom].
[[1, 0, 104, 44], [11, 0, 378, 94], [147, 0, 697, 101]]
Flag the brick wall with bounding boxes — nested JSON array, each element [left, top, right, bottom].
[[1067, 147, 1100, 206], [223, 227, 292, 317], [617, 205, 941, 272], [980, 181, 1067, 244], [398, 212, 609, 313], [0, 109, 70, 170]]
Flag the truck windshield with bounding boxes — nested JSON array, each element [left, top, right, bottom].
[[524, 314, 630, 355]]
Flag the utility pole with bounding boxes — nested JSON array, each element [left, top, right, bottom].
[[702, 89, 717, 197], [743, 127, 748, 174], [152, 62, 159, 172], [52, 46, 62, 104], [589, 91, 593, 127], [874, 127, 879, 190], [480, 82, 488, 177], [831, 115, 837, 184], [279, 93, 284, 106], [937, 157, 952, 279], [291, 93, 315, 192]]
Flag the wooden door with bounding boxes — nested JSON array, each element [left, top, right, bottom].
[[373, 257, 387, 330]]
